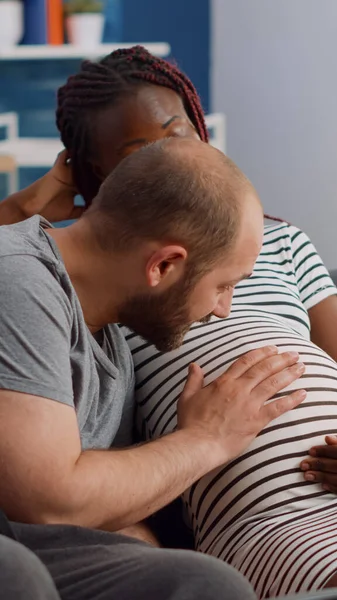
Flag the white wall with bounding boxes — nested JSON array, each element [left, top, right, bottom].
[[212, 0, 337, 268]]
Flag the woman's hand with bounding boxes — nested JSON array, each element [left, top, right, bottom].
[[25, 150, 85, 222], [301, 435, 337, 493], [0, 150, 85, 226]]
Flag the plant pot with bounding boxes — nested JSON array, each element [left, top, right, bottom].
[[0, 0, 23, 49], [66, 13, 105, 48]]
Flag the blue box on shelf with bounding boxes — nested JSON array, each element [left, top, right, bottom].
[[103, 0, 123, 43], [22, 0, 48, 45]]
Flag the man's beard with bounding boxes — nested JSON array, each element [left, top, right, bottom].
[[118, 277, 211, 352]]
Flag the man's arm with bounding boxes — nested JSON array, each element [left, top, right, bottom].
[[0, 249, 306, 529], [0, 349, 306, 530]]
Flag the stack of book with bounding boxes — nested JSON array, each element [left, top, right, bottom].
[[22, 0, 64, 45]]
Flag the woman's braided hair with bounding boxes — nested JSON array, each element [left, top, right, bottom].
[[56, 44, 284, 222], [56, 45, 208, 205]]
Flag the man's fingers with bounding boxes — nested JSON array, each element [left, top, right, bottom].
[[301, 457, 337, 474], [252, 362, 305, 404], [260, 389, 307, 425], [225, 346, 279, 379], [245, 353, 302, 390], [180, 363, 204, 402]]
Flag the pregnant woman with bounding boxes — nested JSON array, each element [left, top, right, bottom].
[[125, 222, 337, 598]]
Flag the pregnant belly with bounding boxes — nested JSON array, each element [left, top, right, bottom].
[[183, 333, 337, 554], [131, 314, 337, 554]]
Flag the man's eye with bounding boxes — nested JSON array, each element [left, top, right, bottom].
[[218, 285, 232, 293]]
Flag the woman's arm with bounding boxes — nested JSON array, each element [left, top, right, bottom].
[[0, 151, 84, 226], [309, 296, 337, 362], [301, 295, 337, 488], [301, 435, 337, 493], [285, 225, 337, 489], [0, 192, 28, 225], [303, 298, 337, 488], [287, 225, 337, 358]]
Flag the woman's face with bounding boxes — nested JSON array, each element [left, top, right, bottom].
[[90, 84, 200, 180]]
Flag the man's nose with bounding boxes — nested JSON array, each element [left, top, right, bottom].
[[212, 288, 234, 319]]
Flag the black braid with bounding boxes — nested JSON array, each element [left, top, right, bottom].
[[56, 45, 284, 223]]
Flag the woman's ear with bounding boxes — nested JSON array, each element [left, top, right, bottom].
[[146, 245, 188, 289]]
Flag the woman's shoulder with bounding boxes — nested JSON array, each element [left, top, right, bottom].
[[262, 221, 308, 251]]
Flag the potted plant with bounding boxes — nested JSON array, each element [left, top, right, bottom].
[[64, 0, 105, 48], [0, 0, 23, 49]]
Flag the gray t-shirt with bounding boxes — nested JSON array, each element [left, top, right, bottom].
[[0, 216, 135, 450]]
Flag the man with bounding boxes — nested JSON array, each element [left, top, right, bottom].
[[0, 138, 306, 599]]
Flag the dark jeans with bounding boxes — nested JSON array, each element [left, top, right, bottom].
[[0, 535, 60, 599], [0, 513, 257, 600]]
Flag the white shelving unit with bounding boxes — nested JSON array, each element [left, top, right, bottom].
[[0, 42, 170, 61]]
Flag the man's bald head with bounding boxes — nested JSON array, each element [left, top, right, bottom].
[[86, 137, 258, 277], [162, 137, 251, 195]]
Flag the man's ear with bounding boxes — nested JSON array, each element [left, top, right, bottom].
[[146, 245, 188, 289]]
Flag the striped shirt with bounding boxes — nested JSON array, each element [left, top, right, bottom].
[[124, 224, 337, 598]]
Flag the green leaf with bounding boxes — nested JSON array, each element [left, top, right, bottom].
[[64, 0, 103, 15]]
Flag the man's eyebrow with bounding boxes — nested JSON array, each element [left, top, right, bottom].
[[162, 116, 182, 130], [229, 273, 253, 286]]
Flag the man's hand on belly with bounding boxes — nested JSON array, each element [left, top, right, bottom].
[[0, 347, 306, 532], [301, 435, 337, 493]]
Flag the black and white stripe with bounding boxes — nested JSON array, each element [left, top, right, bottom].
[[123, 224, 337, 598]]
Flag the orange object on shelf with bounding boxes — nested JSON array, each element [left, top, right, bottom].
[[47, 0, 64, 45]]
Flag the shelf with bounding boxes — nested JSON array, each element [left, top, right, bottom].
[[0, 42, 171, 61], [0, 138, 63, 167]]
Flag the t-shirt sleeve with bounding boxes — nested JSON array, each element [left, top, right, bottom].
[[289, 225, 337, 310], [0, 255, 74, 405]]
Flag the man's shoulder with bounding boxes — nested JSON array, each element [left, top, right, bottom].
[[0, 216, 64, 289], [0, 215, 55, 263], [0, 217, 73, 320]]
